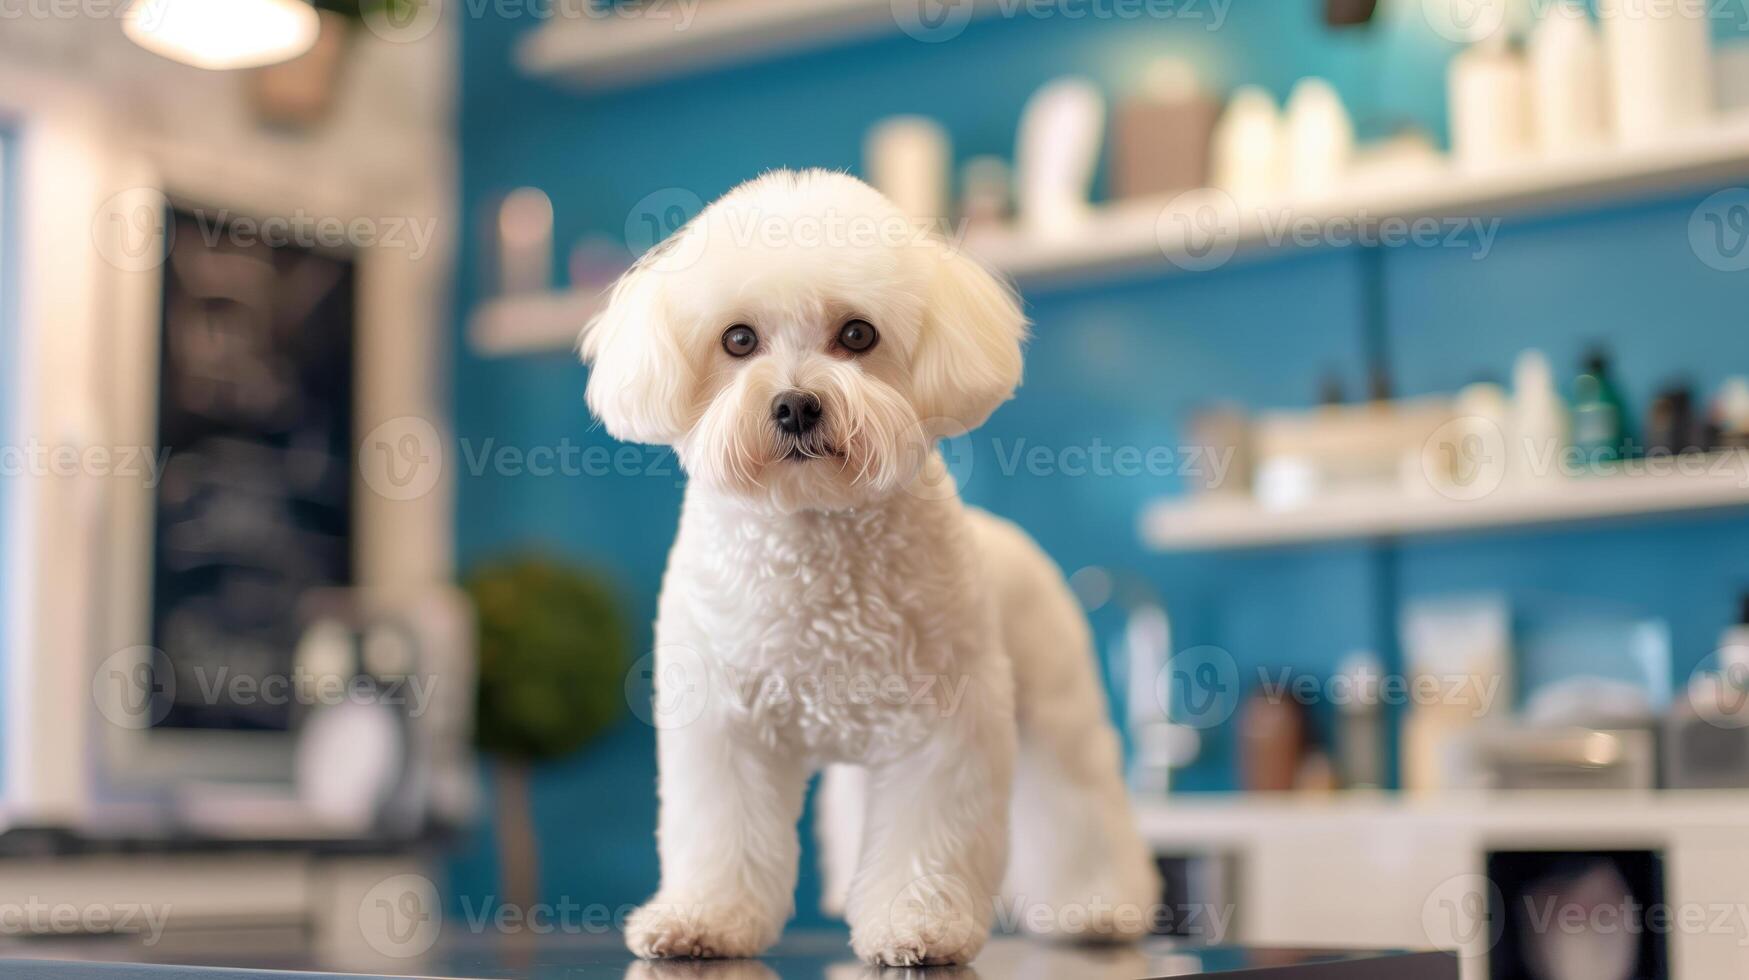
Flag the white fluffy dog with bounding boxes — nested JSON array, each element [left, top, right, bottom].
[[581, 169, 1158, 967]]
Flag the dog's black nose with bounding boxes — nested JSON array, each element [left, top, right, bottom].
[[771, 391, 822, 436]]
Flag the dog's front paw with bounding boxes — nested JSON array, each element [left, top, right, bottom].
[[625, 895, 778, 959], [850, 876, 989, 967]]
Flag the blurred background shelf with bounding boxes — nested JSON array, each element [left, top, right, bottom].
[[518, 0, 981, 89], [967, 118, 1749, 287], [1143, 464, 1749, 551], [1135, 791, 1749, 847], [467, 288, 606, 356]]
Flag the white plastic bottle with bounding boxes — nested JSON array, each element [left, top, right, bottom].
[[1449, 36, 1534, 172], [1284, 77, 1354, 200], [1212, 86, 1286, 203], [1512, 349, 1570, 485], [1529, 1, 1610, 156], [1598, 0, 1714, 146]]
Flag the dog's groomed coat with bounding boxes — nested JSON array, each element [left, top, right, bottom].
[[581, 169, 1159, 967]]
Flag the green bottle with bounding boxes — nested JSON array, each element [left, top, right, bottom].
[[1572, 350, 1632, 467]]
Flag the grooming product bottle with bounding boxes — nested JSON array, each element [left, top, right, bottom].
[[1016, 77, 1106, 237], [1599, 0, 1714, 146], [1717, 377, 1749, 450], [956, 156, 1012, 230], [1284, 77, 1355, 200], [865, 115, 952, 225], [1451, 380, 1512, 494], [1645, 384, 1701, 456], [1336, 651, 1385, 790], [1212, 86, 1286, 203], [1664, 594, 1749, 789], [1529, 0, 1609, 155], [1572, 349, 1632, 464], [1448, 35, 1534, 172], [1512, 349, 1569, 485], [1123, 602, 1175, 796], [495, 187, 554, 296], [1239, 687, 1306, 793], [1109, 58, 1219, 200]]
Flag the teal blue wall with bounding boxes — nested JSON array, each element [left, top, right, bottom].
[[449, 3, 1749, 923]]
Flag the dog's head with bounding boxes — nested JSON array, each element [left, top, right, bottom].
[[581, 169, 1027, 512]]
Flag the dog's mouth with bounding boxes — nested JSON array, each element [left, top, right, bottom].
[[780, 440, 843, 463]]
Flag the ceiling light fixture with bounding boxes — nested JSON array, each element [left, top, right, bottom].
[[123, 0, 321, 71]]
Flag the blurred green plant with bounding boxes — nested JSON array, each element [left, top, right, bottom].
[[464, 556, 631, 913], [466, 556, 630, 761]]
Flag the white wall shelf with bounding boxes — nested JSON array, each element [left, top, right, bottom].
[[466, 121, 1749, 354], [1143, 464, 1749, 551], [467, 288, 606, 357], [1135, 790, 1749, 847], [518, 0, 980, 89], [966, 117, 1749, 287]]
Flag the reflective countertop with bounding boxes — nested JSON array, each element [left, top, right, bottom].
[[2, 931, 1458, 979]]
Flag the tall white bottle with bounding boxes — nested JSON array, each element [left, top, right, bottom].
[[1285, 77, 1355, 200], [1529, 1, 1610, 156], [1449, 36, 1535, 172], [1016, 78, 1106, 238], [1512, 349, 1570, 486], [1598, 0, 1714, 145], [1212, 85, 1286, 203]]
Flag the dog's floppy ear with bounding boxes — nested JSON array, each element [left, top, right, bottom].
[[579, 254, 698, 445], [912, 243, 1028, 435]]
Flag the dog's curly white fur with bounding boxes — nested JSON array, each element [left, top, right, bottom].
[[582, 170, 1159, 967]]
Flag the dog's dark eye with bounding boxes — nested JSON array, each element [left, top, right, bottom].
[[722, 324, 758, 358], [837, 319, 878, 354]]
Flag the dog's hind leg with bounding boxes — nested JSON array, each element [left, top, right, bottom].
[[970, 510, 1162, 942], [815, 763, 866, 919]]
